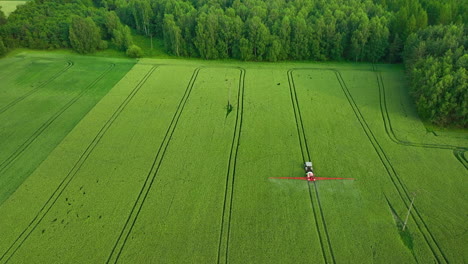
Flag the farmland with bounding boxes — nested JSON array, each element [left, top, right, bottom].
[[0, 0, 28, 17], [0, 53, 466, 263]]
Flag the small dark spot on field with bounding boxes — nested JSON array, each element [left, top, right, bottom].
[[277, 83, 280, 85], [65, 198, 68, 201], [52, 218, 57, 223], [99, 215, 102, 219], [68, 202, 71, 206], [83, 191, 86, 195], [61, 219, 65, 224], [41, 229, 46, 234], [226, 103, 233, 116], [79, 186, 83, 190]]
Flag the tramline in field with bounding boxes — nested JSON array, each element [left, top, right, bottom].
[[0, 53, 466, 264]]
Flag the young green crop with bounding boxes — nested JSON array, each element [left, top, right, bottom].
[[341, 68, 468, 263], [227, 68, 324, 263], [117, 67, 242, 263], [0, 53, 466, 264], [0, 55, 133, 205]]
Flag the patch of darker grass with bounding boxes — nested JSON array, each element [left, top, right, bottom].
[[384, 194, 414, 251], [398, 228, 414, 250]]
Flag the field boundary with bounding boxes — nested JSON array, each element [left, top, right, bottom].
[[0, 66, 157, 264], [106, 66, 202, 263], [0, 63, 116, 180], [0, 61, 74, 115], [216, 67, 245, 264], [287, 69, 336, 264], [373, 65, 467, 170]]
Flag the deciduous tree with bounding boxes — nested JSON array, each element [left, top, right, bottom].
[[69, 16, 102, 54]]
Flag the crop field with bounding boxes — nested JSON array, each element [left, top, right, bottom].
[[0, 53, 466, 263], [0, 0, 28, 16]]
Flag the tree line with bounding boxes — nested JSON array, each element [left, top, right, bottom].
[[0, 0, 141, 57], [94, 0, 465, 63], [0, 0, 465, 61], [110, 0, 395, 62]]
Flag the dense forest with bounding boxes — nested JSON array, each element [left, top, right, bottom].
[[0, 0, 466, 126], [404, 25, 467, 127], [0, 0, 139, 55]]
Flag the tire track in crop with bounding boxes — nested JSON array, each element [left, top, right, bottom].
[[453, 150, 468, 170], [288, 68, 451, 263], [0, 61, 74, 115], [333, 70, 448, 263], [0, 63, 115, 176], [287, 69, 335, 264], [216, 67, 245, 264], [105, 66, 201, 264], [373, 65, 467, 170], [106, 67, 245, 263], [0, 66, 157, 264]]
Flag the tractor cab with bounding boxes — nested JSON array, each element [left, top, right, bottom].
[[304, 162, 313, 173]]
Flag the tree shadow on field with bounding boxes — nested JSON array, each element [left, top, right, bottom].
[[383, 194, 415, 254]]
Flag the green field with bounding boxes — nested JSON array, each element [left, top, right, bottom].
[[0, 1, 27, 16], [0, 53, 466, 263]]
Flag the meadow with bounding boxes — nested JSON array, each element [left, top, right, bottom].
[[0, 52, 466, 263]]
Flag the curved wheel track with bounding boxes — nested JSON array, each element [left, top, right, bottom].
[[453, 150, 467, 170], [373, 65, 467, 170], [288, 68, 450, 264], [334, 69, 448, 264]]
